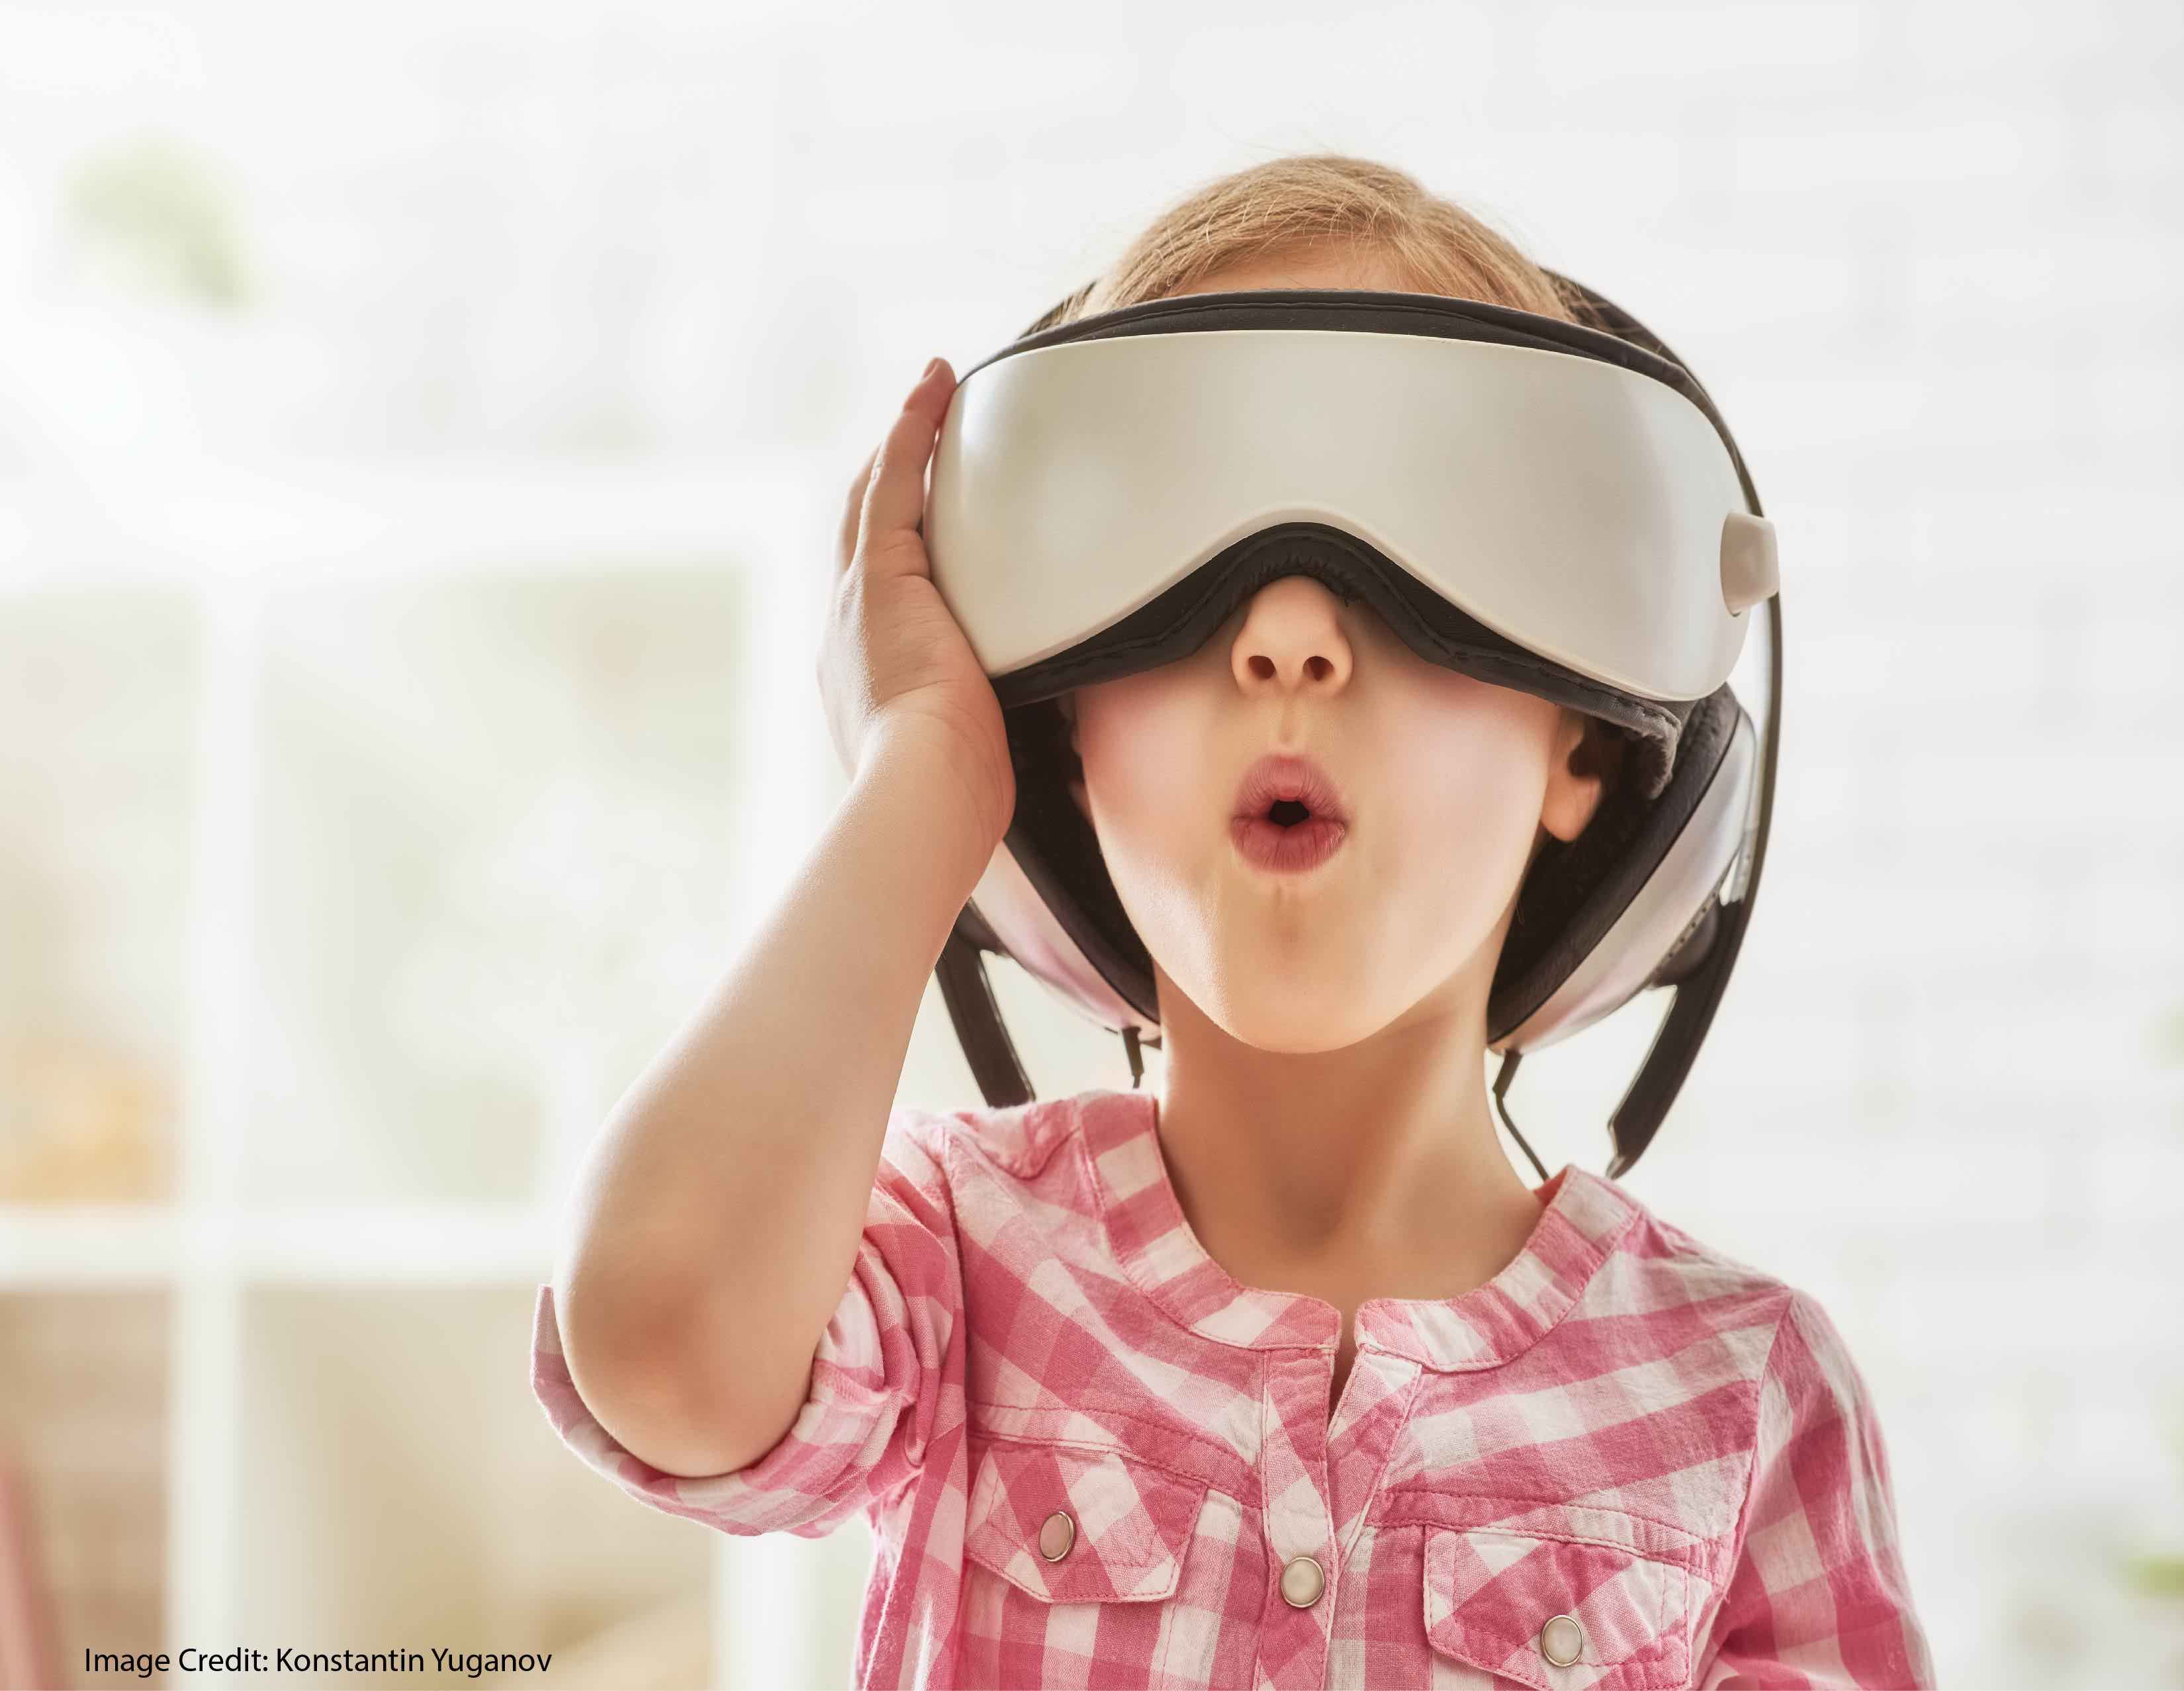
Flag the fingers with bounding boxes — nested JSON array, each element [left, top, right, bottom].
[[837, 444, 879, 574], [856, 358, 954, 574]]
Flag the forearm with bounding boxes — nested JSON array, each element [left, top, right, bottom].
[[551, 721, 1000, 1475]]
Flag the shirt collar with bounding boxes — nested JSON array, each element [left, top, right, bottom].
[[1076, 1085, 1641, 1372]]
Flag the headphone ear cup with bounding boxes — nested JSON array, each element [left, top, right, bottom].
[[1649, 898, 1721, 989], [989, 694, 1161, 1028]]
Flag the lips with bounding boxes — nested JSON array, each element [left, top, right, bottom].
[[1231, 753, 1349, 825]]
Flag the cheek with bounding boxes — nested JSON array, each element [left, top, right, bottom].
[[1074, 672, 1214, 832], [1379, 679, 1557, 858]]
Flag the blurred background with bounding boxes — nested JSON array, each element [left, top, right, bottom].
[[1, 0, 2179, 1686]]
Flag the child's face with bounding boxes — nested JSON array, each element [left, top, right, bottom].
[[1057, 242, 1614, 1054]]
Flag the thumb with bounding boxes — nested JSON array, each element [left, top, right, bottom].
[[857, 358, 954, 573]]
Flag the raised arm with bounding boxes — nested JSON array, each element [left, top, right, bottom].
[[547, 356, 1014, 1479]]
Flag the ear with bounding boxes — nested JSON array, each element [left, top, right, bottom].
[[1539, 708, 1621, 845]]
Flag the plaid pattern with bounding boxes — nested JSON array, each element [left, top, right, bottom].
[[531, 1087, 1934, 1689]]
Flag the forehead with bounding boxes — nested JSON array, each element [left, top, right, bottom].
[[1161, 242, 1418, 298]]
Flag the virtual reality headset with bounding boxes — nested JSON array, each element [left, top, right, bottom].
[[921, 280, 1780, 1180]]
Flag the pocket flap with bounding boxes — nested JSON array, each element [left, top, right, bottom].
[[1422, 1526, 1692, 1690], [964, 1440, 1210, 1604]]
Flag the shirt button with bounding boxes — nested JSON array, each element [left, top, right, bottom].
[[1278, 1553, 1325, 1608], [1541, 1613, 1584, 1666], [1037, 1510, 1075, 1562]]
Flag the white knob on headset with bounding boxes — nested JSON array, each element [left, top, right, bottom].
[[1721, 512, 1778, 616]]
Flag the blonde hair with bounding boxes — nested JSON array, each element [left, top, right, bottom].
[[1026, 152, 1583, 332]]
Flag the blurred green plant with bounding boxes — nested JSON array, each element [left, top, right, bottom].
[[62, 133, 251, 308], [2156, 1002, 2184, 1069], [2122, 1396, 2184, 1596], [2120, 999, 2184, 1608]]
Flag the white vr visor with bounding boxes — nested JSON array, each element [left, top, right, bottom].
[[921, 283, 1782, 1181]]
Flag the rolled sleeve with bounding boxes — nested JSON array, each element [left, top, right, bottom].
[[1696, 1291, 1936, 1689], [529, 1105, 964, 1540]]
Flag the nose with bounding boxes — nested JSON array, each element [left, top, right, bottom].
[[1230, 575, 1353, 700]]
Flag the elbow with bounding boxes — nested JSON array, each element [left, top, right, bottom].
[[554, 1252, 799, 1479]]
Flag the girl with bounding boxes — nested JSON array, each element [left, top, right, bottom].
[[531, 155, 1935, 1689]]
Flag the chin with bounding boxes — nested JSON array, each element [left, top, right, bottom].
[[1223, 1005, 1371, 1057], [1187, 968, 1396, 1054]]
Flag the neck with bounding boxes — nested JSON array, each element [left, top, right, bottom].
[[1148, 964, 1546, 1295]]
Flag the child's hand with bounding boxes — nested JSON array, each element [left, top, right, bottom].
[[819, 357, 1015, 846]]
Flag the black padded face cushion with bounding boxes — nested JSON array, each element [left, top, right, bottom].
[[989, 522, 1696, 805]]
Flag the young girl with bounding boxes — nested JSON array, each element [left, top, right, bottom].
[[531, 156, 1935, 1689]]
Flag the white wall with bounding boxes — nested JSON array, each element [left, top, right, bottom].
[[1, 2, 2179, 1687]]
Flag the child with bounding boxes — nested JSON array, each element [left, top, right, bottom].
[[531, 155, 1935, 1689]]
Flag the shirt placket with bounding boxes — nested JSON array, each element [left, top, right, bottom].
[[1249, 1340, 1420, 1690]]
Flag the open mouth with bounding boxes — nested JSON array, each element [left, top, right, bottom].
[[1231, 753, 1349, 827], [1230, 753, 1349, 872]]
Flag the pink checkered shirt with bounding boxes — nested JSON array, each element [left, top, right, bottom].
[[531, 1087, 1934, 1690]]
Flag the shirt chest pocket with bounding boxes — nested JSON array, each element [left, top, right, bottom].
[[962, 1438, 1213, 1604], [1422, 1526, 1695, 1690]]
